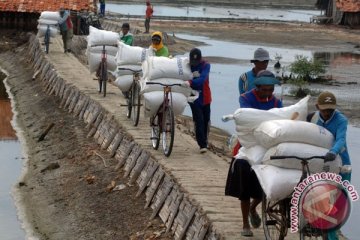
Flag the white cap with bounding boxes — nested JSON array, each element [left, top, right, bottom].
[[251, 48, 270, 62]]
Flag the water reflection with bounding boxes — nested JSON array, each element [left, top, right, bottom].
[[0, 74, 25, 239], [1, 75, 16, 141]]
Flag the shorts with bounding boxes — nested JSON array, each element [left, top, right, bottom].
[[225, 158, 263, 201]]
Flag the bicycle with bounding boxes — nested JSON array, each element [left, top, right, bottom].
[[95, 45, 107, 97], [146, 82, 182, 157], [118, 67, 142, 126], [262, 155, 328, 240], [43, 24, 56, 54]]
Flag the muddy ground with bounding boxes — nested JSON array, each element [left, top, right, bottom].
[[1, 19, 360, 239]]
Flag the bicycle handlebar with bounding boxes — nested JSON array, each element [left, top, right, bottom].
[[146, 82, 183, 87], [270, 155, 325, 161], [90, 44, 117, 47], [118, 67, 142, 74]]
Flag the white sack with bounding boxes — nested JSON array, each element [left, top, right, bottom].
[[142, 56, 193, 81], [140, 78, 192, 97], [112, 65, 142, 77], [143, 91, 188, 117], [88, 52, 117, 73], [254, 119, 334, 149], [37, 18, 59, 26], [37, 25, 58, 38], [114, 75, 133, 92], [262, 142, 341, 173], [234, 145, 267, 166], [232, 96, 310, 148], [40, 11, 61, 21], [253, 165, 302, 202], [87, 26, 119, 47], [86, 45, 118, 57], [116, 41, 151, 65]]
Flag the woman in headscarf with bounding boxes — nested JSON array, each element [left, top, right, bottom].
[[150, 31, 169, 57]]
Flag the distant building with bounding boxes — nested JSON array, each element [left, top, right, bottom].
[[316, 0, 360, 26], [0, 0, 96, 31]]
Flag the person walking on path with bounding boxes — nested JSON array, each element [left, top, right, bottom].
[[307, 91, 351, 240], [231, 47, 270, 155], [183, 48, 212, 153], [150, 32, 169, 57], [225, 70, 282, 237], [120, 23, 134, 46], [144, 0, 153, 33], [239, 48, 270, 95], [99, 0, 106, 17], [58, 8, 73, 53]]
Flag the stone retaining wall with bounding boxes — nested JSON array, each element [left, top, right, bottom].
[[27, 34, 220, 240]]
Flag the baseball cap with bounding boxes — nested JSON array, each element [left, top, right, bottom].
[[317, 91, 337, 110], [121, 23, 130, 29], [254, 70, 280, 85], [189, 48, 202, 66], [251, 48, 270, 63]]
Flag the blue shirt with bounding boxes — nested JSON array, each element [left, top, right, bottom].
[[239, 89, 282, 110], [238, 69, 256, 95], [311, 110, 351, 166], [190, 60, 212, 106]]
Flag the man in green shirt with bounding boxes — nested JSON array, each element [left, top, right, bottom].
[[120, 23, 133, 46]]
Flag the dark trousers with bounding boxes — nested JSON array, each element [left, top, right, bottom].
[[144, 18, 150, 33], [100, 3, 105, 16], [189, 103, 210, 149]]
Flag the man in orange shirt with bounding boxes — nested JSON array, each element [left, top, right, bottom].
[[144, 1, 153, 33]]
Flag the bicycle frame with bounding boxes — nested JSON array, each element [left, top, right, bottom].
[[147, 82, 183, 157], [262, 155, 328, 240], [118, 67, 142, 126]]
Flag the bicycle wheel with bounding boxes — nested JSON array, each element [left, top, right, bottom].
[[126, 87, 132, 119], [44, 29, 50, 54], [101, 61, 107, 97], [97, 65, 102, 94], [162, 106, 175, 157], [131, 82, 141, 126], [150, 114, 160, 150], [262, 195, 287, 240]]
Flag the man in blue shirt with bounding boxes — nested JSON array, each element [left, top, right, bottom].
[[307, 91, 351, 240], [238, 48, 270, 95], [226, 70, 282, 237]]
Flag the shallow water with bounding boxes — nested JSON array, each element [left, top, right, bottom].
[[106, 3, 320, 22], [0, 76, 25, 239]]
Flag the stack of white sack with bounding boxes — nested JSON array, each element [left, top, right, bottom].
[[112, 41, 152, 92], [232, 95, 310, 148], [37, 11, 60, 38], [225, 96, 342, 201], [140, 56, 195, 118], [87, 26, 119, 73]]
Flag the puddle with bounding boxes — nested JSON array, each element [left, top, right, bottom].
[[0, 72, 25, 240], [106, 3, 320, 22]]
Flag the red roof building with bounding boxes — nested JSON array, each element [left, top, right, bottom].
[[0, 0, 95, 13]]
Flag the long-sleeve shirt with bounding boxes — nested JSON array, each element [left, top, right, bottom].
[[58, 10, 73, 32], [309, 110, 351, 166], [120, 33, 134, 46], [240, 89, 282, 110], [238, 69, 256, 95], [189, 60, 212, 106]]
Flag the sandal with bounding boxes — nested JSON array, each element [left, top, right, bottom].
[[250, 211, 261, 228], [241, 228, 253, 237]]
